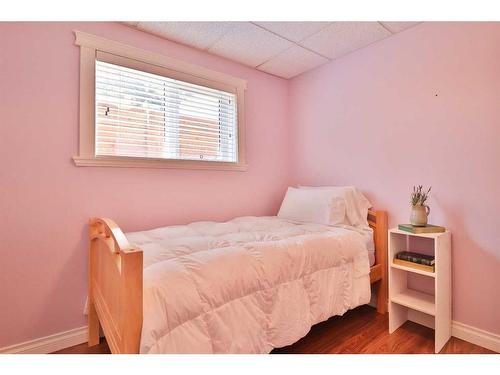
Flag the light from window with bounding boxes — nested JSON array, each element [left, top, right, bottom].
[[95, 61, 238, 163]]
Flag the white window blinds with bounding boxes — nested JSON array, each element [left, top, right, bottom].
[[95, 60, 238, 163]]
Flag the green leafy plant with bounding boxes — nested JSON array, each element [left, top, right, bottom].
[[411, 185, 431, 206]]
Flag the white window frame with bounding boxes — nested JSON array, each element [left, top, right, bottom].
[[73, 31, 247, 171]]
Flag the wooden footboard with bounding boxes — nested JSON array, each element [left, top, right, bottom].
[[368, 210, 388, 314], [88, 218, 143, 354]]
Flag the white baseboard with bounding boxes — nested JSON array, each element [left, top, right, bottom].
[[452, 321, 500, 353], [0, 326, 88, 354], [404, 312, 499, 353], [0, 318, 498, 354]]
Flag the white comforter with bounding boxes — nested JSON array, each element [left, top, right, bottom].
[[125, 216, 371, 353]]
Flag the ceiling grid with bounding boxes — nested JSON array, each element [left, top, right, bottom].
[[127, 22, 421, 79]]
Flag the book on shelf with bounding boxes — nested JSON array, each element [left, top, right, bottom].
[[398, 224, 446, 234], [396, 251, 435, 266], [393, 258, 435, 273]]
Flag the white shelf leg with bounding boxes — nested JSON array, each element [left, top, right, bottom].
[[434, 233, 452, 353], [389, 302, 407, 333], [388, 232, 410, 334]]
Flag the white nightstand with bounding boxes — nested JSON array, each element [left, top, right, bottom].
[[388, 228, 452, 353]]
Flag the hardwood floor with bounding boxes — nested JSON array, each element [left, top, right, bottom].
[[53, 305, 495, 354]]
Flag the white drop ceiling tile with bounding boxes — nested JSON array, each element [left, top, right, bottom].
[[208, 22, 293, 67], [126, 21, 425, 79], [380, 22, 421, 33], [300, 22, 391, 60], [135, 22, 239, 50], [252, 22, 332, 42], [258, 46, 329, 79]]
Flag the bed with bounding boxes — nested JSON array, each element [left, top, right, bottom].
[[87, 209, 387, 354]]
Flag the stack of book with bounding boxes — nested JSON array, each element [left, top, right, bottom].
[[393, 251, 435, 272], [398, 224, 446, 234]]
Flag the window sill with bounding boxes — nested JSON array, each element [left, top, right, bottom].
[[72, 156, 248, 171]]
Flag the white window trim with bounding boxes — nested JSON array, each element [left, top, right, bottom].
[[73, 31, 247, 171]]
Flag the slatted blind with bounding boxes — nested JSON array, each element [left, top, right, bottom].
[[95, 60, 238, 163]]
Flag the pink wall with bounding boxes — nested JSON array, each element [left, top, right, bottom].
[[289, 22, 500, 334], [0, 22, 290, 347], [1, 21, 499, 349]]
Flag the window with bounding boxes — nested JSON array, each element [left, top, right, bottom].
[[73, 31, 247, 170]]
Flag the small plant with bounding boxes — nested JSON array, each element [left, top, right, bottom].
[[411, 185, 431, 206]]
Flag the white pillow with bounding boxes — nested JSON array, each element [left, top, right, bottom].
[[298, 186, 372, 228], [277, 187, 346, 225]]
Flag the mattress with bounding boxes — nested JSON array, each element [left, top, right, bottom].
[[357, 226, 375, 266], [126, 216, 372, 353]]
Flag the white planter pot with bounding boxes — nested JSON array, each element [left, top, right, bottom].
[[410, 205, 430, 226]]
